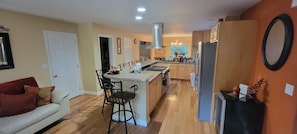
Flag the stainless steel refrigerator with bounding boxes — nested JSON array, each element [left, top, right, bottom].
[[195, 41, 217, 122]]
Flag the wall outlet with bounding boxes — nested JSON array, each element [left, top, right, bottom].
[[285, 83, 294, 96]]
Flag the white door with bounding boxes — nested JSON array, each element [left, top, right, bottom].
[[124, 37, 133, 63], [44, 31, 82, 99]]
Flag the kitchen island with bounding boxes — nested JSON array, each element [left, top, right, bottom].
[[104, 60, 163, 126]]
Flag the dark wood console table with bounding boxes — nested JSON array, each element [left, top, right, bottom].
[[215, 90, 265, 134]]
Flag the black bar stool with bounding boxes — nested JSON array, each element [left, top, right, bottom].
[[96, 70, 111, 113], [100, 77, 137, 134]]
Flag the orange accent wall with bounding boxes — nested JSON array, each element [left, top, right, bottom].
[[242, 0, 297, 134]]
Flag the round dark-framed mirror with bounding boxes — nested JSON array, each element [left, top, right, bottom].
[[262, 14, 293, 71]]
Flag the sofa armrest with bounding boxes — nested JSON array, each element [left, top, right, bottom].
[[51, 90, 69, 104]]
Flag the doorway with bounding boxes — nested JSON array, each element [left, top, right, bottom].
[[44, 31, 82, 99], [99, 36, 111, 73]]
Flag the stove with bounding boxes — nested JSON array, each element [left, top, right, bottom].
[[146, 65, 169, 74]]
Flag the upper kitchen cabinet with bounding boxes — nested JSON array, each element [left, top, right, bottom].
[[202, 30, 211, 41], [210, 16, 241, 43], [213, 20, 258, 93], [210, 24, 219, 43], [192, 30, 211, 47]]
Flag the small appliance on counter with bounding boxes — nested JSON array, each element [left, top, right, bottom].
[[133, 63, 142, 74]]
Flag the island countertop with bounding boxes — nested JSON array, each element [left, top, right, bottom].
[[104, 60, 161, 82], [104, 70, 161, 82]]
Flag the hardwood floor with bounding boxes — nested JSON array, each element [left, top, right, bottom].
[[37, 80, 215, 134]]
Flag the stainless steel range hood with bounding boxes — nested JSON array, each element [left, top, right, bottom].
[[147, 23, 165, 49]]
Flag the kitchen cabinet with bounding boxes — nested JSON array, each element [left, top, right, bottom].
[[202, 30, 211, 41], [192, 30, 211, 47], [200, 20, 258, 123], [155, 62, 195, 80], [169, 64, 177, 79], [168, 63, 194, 80], [210, 24, 219, 43], [176, 64, 195, 80], [148, 74, 162, 114], [154, 49, 166, 58], [213, 20, 257, 93]]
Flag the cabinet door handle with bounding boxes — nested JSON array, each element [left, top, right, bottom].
[[53, 75, 58, 78]]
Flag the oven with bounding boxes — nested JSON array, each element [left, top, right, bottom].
[[161, 69, 170, 95]]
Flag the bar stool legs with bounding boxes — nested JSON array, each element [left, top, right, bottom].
[[128, 102, 136, 125], [108, 103, 114, 134], [123, 105, 128, 134], [107, 102, 137, 134], [101, 97, 106, 113]]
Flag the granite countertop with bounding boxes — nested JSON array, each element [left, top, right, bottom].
[[156, 60, 195, 64], [104, 70, 161, 82], [104, 60, 161, 82]]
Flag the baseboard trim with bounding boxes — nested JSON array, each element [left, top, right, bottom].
[[83, 90, 103, 96], [132, 119, 148, 127]]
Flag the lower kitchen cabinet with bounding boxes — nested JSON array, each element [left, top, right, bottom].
[[148, 74, 162, 114], [177, 64, 195, 80], [169, 64, 177, 79], [155, 62, 195, 80], [170, 63, 194, 80]]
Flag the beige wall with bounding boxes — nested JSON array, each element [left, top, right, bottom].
[[0, 9, 78, 86], [77, 23, 95, 93], [78, 23, 151, 93], [0, 9, 151, 95]]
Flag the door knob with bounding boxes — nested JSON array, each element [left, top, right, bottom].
[[53, 75, 58, 78]]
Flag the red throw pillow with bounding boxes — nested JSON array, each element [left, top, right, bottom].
[[0, 93, 36, 117], [24, 85, 55, 106]]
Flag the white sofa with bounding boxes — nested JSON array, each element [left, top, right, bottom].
[[0, 90, 70, 134]]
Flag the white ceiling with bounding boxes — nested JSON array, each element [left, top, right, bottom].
[[0, 0, 260, 36]]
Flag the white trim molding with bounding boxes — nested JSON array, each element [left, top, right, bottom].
[[84, 90, 103, 96]]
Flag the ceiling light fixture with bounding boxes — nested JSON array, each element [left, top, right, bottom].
[[137, 7, 146, 12], [135, 16, 142, 20]]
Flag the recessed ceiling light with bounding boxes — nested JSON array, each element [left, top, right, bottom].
[[135, 16, 142, 20], [137, 7, 146, 12]]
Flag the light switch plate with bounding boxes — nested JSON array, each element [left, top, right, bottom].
[[292, 0, 297, 8], [285, 83, 294, 96]]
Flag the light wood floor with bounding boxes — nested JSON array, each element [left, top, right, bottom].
[[37, 80, 215, 134]]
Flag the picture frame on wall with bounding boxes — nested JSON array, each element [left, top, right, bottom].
[[117, 37, 121, 54], [0, 33, 14, 70]]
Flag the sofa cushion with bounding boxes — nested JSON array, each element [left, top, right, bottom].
[[24, 85, 55, 106], [0, 77, 38, 95], [0, 93, 36, 117], [0, 103, 60, 134]]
